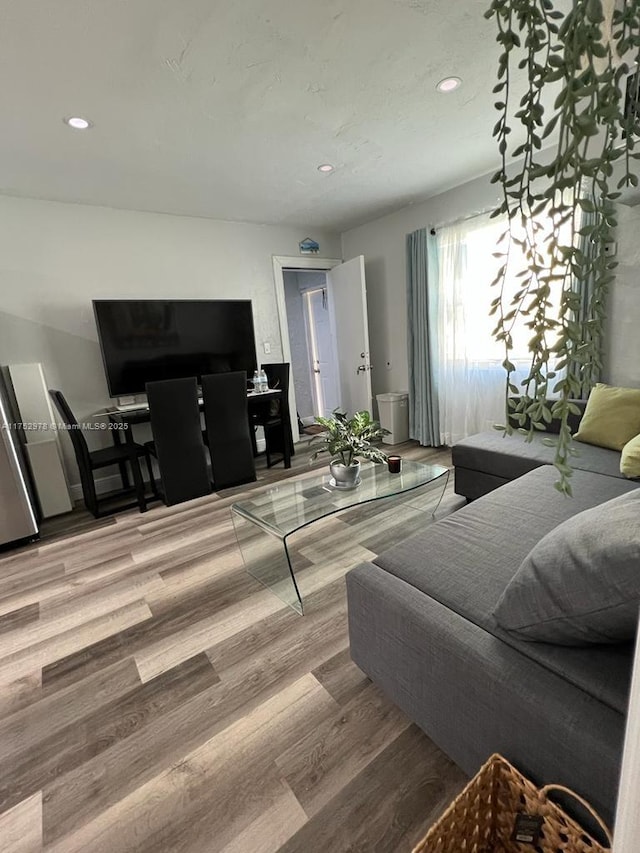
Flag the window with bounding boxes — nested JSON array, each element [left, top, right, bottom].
[[434, 206, 572, 444]]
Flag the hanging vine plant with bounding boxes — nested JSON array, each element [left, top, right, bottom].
[[486, 0, 640, 493]]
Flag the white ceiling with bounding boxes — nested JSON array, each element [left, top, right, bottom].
[[0, 0, 531, 231]]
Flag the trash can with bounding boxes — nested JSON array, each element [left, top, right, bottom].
[[376, 392, 409, 445]]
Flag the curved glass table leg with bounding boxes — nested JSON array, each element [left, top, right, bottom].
[[231, 509, 303, 614], [431, 469, 450, 519]]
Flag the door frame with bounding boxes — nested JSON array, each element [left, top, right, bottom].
[[272, 255, 342, 443]]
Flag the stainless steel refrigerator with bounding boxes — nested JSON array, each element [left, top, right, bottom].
[[0, 373, 39, 547]]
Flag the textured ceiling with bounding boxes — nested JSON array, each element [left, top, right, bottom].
[[0, 0, 537, 230]]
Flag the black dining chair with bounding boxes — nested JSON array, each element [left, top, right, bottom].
[[49, 390, 155, 518], [145, 377, 211, 506], [251, 362, 294, 468], [201, 371, 256, 489]]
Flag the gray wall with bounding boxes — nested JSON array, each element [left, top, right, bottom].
[[605, 203, 640, 387], [0, 194, 340, 487]]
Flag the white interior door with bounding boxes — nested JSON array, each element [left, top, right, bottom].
[[327, 256, 372, 414], [305, 288, 340, 417]]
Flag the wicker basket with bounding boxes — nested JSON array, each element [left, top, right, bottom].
[[413, 754, 612, 853]]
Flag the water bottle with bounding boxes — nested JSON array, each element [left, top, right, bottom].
[[259, 369, 268, 393], [252, 370, 260, 393]]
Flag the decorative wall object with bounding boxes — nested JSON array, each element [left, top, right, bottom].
[[299, 237, 320, 254]]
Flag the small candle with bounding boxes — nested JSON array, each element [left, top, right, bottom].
[[387, 455, 401, 474]]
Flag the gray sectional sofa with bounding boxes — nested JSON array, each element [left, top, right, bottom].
[[346, 412, 637, 826], [450, 401, 617, 500]]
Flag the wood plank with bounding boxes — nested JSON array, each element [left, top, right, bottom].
[[40, 566, 256, 691], [207, 575, 347, 676], [0, 657, 141, 766], [41, 605, 347, 843], [0, 791, 42, 853], [0, 601, 153, 684], [0, 563, 66, 601], [37, 567, 164, 617], [217, 781, 307, 853], [277, 725, 467, 853], [312, 647, 371, 707], [0, 671, 42, 719], [0, 655, 218, 817], [275, 681, 410, 818], [0, 556, 137, 617], [0, 603, 39, 634], [133, 586, 285, 683], [43, 674, 338, 852]]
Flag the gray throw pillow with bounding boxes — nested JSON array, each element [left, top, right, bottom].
[[494, 490, 640, 645]]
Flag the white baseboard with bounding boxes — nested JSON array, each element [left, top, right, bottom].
[[69, 474, 123, 502], [68, 437, 268, 502]]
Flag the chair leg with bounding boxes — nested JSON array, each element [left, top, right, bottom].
[[144, 451, 160, 498], [111, 430, 131, 489], [117, 460, 131, 489], [81, 468, 100, 518], [128, 455, 147, 513], [265, 428, 272, 468]]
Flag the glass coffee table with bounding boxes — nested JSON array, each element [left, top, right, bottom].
[[231, 460, 449, 614]]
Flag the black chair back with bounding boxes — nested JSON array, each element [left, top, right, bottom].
[[49, 389, 98, 511], [261, 363, 294, 460], [202, 372, 256, 489], [146, 377, 211, 506], [49, 389, 91, 467], [262, 363, 290, 398]]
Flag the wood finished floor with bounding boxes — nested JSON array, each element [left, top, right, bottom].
[[0, 442, 468, 853]]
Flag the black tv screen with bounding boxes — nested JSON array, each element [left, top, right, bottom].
[[93, 299, 257, 397]]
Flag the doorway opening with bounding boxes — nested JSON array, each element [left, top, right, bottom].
[[272, 254, 371, 446], [283, 270, 340, 432]]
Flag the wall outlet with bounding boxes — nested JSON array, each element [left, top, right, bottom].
[[264, 342, 271, 354]]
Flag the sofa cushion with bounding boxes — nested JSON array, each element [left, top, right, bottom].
[[452, 429, 623, 481], [373, 467, 637, 713], [574, 383, 640, 451], [621, 433, 640, 479], [494, 490, 640, 644]]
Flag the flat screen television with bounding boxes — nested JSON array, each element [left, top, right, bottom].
[[93, 299, 257, 397]]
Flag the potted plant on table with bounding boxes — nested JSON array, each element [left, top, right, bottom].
[[310, 409, 389, 489]]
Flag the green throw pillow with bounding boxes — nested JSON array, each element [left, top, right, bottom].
[[621, 433, 640, 479], [574, 383, 640, 451]]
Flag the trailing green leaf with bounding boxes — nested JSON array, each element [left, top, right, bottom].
[[486, 0, 640, 492]]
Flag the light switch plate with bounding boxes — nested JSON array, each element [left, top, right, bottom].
[[264, 342, 271, 354]]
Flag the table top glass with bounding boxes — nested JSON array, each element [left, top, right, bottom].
[[231, 460, 448, 539]]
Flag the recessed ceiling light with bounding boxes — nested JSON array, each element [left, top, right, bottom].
[[436, 77, 462, 93], [64, 116, 92, 130], [317, 163, 334, 173]]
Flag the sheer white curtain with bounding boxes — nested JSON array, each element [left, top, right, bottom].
[[435, 213, 550, 446]]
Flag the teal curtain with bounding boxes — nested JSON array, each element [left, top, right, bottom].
[[570, 204, 603, 399], [406, 227, 440, 446]]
